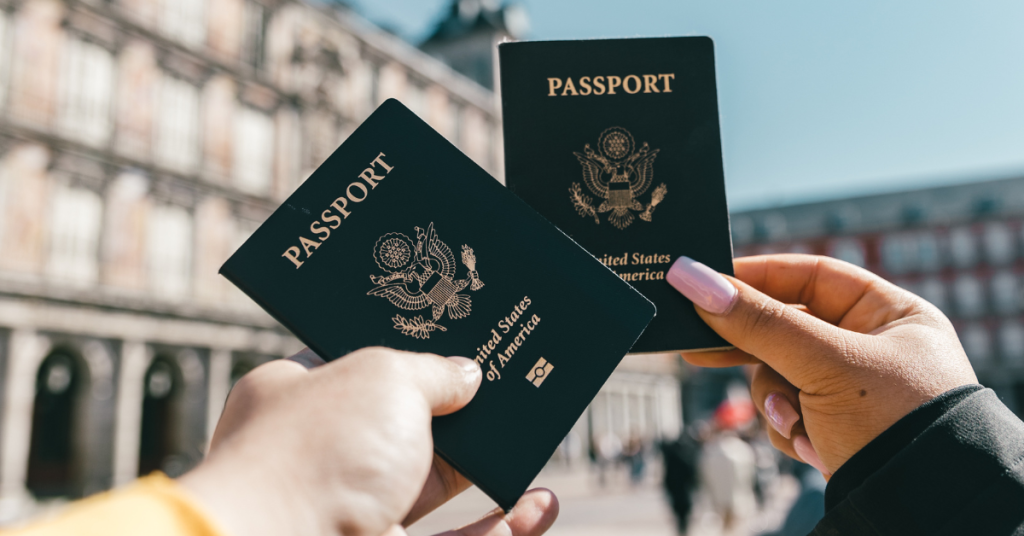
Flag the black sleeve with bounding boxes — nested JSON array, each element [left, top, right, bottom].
[[811, 385, 1024, 536]]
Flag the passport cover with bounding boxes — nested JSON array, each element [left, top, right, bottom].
[[499, 37, 734, 353], [219, 100, 655, 510]]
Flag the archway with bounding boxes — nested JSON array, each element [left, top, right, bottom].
[[137, 357, 185, 477], [26, 351, 84, 498]]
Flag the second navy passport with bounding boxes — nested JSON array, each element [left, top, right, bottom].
[[220, 100, 655, 510], [500, 37, 735, 353]]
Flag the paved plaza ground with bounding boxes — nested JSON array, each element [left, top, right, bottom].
[[407, 464, 800, 536]]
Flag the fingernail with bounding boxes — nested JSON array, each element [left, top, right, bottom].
[[793, 435, 830, 476], [666, 256, 738, 314], [447, 356, 481, 378], [764, 392, 800, 439]]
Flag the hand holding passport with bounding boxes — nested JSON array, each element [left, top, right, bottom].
[[180, 347, 559, 536], [219, 36, 732, 518]]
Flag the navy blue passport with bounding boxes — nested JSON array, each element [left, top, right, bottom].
[[499, 37, 735, 353], [220, 100, 655, 510]]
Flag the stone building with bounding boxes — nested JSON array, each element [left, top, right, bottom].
[[731, 176, 1024, 417], [0, 0, 503, 522], [0, 0, 685, 524]]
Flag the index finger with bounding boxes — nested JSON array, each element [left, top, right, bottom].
[[734, 254, 918, 333]]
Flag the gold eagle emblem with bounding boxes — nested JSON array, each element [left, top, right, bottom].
[[367, 222, 484, 339], [570, 127, 668, 230]]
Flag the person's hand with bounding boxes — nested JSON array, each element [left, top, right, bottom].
[[667, 254, 977, 475], [178, 347, 559, 536]]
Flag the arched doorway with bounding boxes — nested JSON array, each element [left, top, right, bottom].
[[137, 357, 185, 477], [26, 351, 84, 498]]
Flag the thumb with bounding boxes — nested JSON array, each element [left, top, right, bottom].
[[667, 256, 849, 389], [401, 353, 483, 416]]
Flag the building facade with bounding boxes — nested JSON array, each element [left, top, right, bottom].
[[732, 177, 1024, 417], [0, 0, 504, 523], [0, 0, 683, 524]]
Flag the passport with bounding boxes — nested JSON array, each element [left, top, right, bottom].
[[219, 100, 655, 510], [499, 37, 735, 353]]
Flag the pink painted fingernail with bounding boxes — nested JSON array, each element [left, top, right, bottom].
[[764, 392, 800, 439], [667, 256, 738, 314], [793, 435, 830, 476]]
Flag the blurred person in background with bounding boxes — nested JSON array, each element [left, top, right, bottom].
[[747, 426, 781, 514], [697, 399, 758, 535], [623, 432, 646, 485], [762, 463, 825, 536], [661, 422, 705, 535], [593, 431, 622, 487]]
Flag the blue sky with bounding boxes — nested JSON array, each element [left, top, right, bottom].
[[353, 0, 1024, 211]]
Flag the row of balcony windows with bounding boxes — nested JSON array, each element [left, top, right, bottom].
[[957, 320, 1024, 369], [740, 221, 1024, 276]]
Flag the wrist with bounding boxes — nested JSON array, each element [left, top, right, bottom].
[[178, 451, 321, 536]]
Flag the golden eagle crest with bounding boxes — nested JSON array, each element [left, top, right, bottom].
[[570, 127, 668, 230], [367, 223, 484, 339]]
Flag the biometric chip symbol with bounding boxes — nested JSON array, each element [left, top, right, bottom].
[[526, 357, 553, 387]]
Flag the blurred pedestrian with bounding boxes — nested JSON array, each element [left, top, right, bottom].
[[594, 431, 622, 487], [623, 432, 646, 485], [697, 400, 757, 535], [764, 463, 825, 536], [661, 424, 704, 534]]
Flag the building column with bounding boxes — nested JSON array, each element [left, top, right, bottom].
[[111, 340, 149, 487], [657, 378, 682, 440], [0, 329, 49, 518], [205, 349, 232, 447]]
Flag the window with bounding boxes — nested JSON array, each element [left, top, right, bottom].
[[953, 274, 985, 318], [57, 37, 114, 145], [1000, 320, 1024, 366], [960, 323, 991, 366], [302, 109, 337, 172], [451, 101, 463, 147], [147, 204, 193, 299], [731, 216, 755, 244], [233, 106, 274, 194], [881, 234, 912, 274], [756, 213, 787, 242], [155, 75, 200, 172], [919, 278, 948, 314], [949, 227, 977, 269], [917, 233, 942, 272], [830, 239, 865, 268], [229, 219, 260, 309], [369, 61, 380, 108], [161, 0, 206, 47], [404, 81, 426, 118], [984, 222, 1016, 266], [241, 1, 265, 70], [895, 280, 917, 297], [990, 271, 1019, 315], [46, 182, 102, 285]]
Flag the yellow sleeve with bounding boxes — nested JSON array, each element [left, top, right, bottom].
[[8, 473, 229, 536]]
